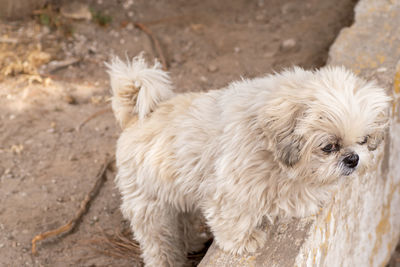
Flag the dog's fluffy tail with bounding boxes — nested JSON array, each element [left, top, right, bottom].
[[106, 54, 174, 128]]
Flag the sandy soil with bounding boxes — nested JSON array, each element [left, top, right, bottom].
[[0, 0, 360, 266]]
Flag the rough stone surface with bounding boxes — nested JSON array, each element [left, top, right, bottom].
[[199, 0, 400, 266]]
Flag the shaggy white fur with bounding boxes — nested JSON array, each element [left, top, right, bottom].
[[107, 54, 390, 267]]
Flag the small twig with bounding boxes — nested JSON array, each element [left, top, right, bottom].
[[134, 22, 168, 70], [31, 156, 115, 255], [76, 107, 112, 131], [142, 14, 193, 27]]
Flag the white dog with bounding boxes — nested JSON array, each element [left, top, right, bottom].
[[106, 55, 390, 267]]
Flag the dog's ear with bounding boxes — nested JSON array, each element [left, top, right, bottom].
[[367, 112, 390, 151], [367, 132, 384, 151], [258, 100, 305, 166]]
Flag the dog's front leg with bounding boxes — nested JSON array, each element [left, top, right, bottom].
[[122, 198, 187, 267], [204, 200, 267, 255], [179, 211, 211, 254]]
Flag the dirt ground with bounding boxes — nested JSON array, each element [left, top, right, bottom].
[[0, 0, 366, 266]]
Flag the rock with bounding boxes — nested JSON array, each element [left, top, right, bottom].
[[0, 0, 46, 20], [42, 58, 81, 74], [60, 2, 92, 20], [199, 0, 400, 266]]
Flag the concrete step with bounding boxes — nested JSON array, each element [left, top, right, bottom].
[[199, 0, 400, 266]]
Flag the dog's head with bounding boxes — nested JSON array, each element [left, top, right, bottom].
[[259, 66, 391, 182]]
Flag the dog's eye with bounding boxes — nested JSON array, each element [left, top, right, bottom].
[[358, 135, 368, 145], [322, 143, 339, 153]]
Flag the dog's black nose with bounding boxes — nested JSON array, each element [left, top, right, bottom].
[[343, 153, 359, 168]]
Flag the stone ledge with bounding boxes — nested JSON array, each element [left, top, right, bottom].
[[199, 0, 400, 266]]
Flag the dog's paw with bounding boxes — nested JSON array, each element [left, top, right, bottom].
[[219, 229, 267, 255], [238, 229, 267, 254]]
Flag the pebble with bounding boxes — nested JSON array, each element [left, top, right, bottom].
[[123, 0, 134, 9], [280, 38, 297, 51], [200, 76, 208, 82], [126, 23, 134, 30], [0, 243, 4, 248], [109, 30, 120, 38], [207, 65, 218, 73], [64, 94, 77, 105], [234, 46, 241, 53]]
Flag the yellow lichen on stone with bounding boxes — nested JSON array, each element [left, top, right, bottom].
[[394, 69, 400, 94], [392, 68, 400, 117], [377, 54, 385, 64], [370, 180, 400, 265]]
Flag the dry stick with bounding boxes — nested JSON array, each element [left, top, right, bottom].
[[76, 107, 112, 132], [134, 22, 168, 71], [31, 156, 115, 255]]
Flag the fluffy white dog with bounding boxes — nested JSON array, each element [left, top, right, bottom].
[[106, 55, 390, 267]]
